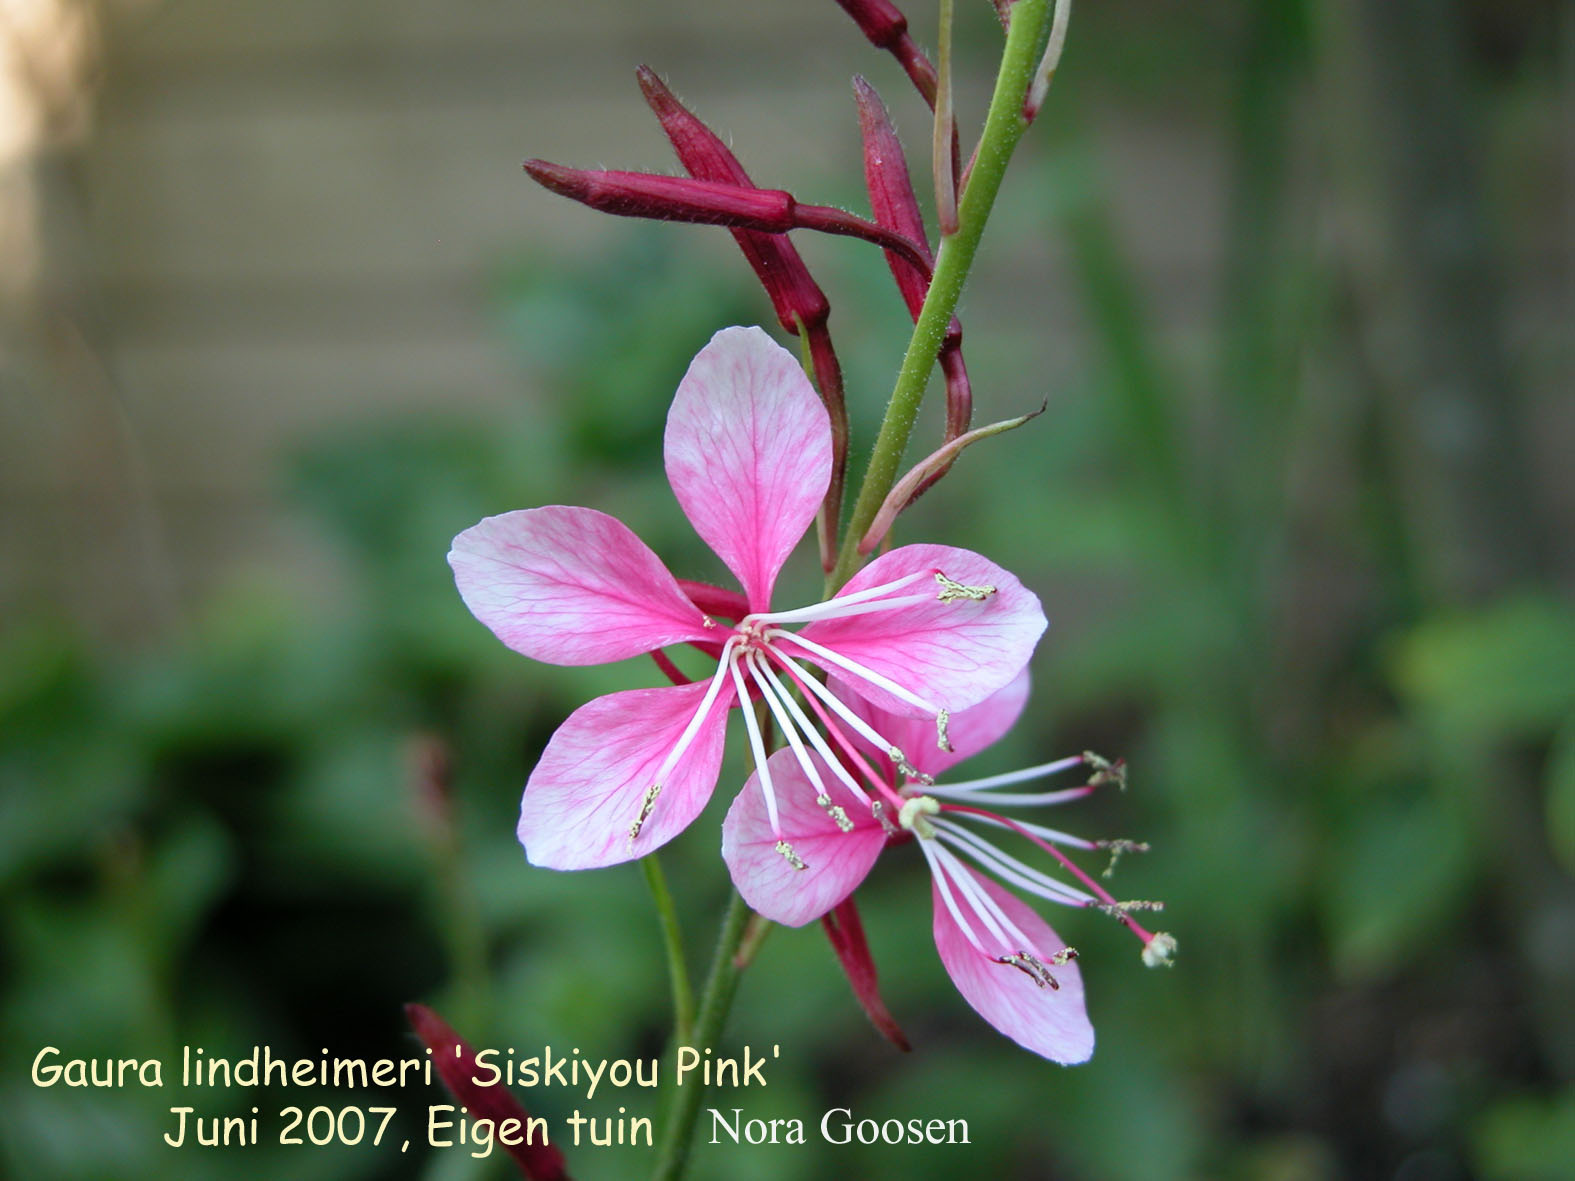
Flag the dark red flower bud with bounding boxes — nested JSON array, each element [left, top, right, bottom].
[[835, 0, 939, 107], [524, 160, 932, 277], [854, 76, 932, 319], [854, 77, 972, 490], [405, 1004, 570, 1181], [822, 898, 911, 1051], [636, 67, 830, 336], [524, 161, 795, 230]]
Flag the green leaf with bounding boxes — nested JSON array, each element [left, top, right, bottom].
[[1390, 596, 1575, 743]]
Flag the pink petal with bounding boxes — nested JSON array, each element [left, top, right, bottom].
[[450, 506, 712, 666], [797, 544, 1045, 717], [721, 748, 885, 926], [519, 680, 734, 869], [834, 669, 1031, 779], [932, 870, 1094, 1064], [664, 326, 832, 611]]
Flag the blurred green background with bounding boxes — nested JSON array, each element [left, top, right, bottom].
[[2, 0, 1571, 1178]]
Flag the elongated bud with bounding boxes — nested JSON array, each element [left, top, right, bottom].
[[524, 161, 795, 229], [854, 76, 931, 317], [835, 0, 939, 106], [636, 68, 852, 569], [636, 67, 830, 335], [525, 160, 932, 278], [406, 1004, 571, 1180], [822, 897, 911, 1051], [854, 78, 973, 508]]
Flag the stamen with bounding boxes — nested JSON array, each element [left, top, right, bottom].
[[1085, 751, 1126, 790], [996, 951, 1059, 990], [768, 649, 917, 793], [934, 845, 1038, 953], [825, 804, 854, 833], [891, 747, 934, 785], [922, 754, 1086, 794], [749, 652, 875, 807], [870, 799, 900, 836], [957, 810, 1097, 851], [1096, 838, 1150, 878], [744, 652, 838, 821], [628, 783, 663, 841], [775, 840, 807, 871], [747, 592, 935, 627], [628, 638, 739, 843], [743, 568, 935, 626], [934, 571, 996, 601], [931, 818, 1095, 907], [941, 802, 1161, 945], [1093, 899, 1165, 919], [922, 841, 988, 956], [730, 657, 784, 839], [767, 629, 940, 716], [926, 785, 1096, 807], [936, 709, 952, 752]]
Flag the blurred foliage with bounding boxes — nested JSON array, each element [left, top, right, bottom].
[[4, 1, 1572, 1179]]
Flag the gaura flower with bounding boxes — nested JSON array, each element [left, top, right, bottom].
[[721, 671, 1175, 1064], [448, 327, 1046, 870]]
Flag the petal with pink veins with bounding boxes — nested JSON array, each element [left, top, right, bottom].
[[932, 870, 1094, 1064], [796, 544, 1045, 717], [834, 669, 1031, 780], [450, 506, 712, 666], [722, 748, 886, 926], [664, 326, 832, 612], [519, 679, 735, 869]]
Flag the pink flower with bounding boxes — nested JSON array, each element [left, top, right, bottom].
[[721, 671, 1174, 1064], [448, 327, 1046, 870]]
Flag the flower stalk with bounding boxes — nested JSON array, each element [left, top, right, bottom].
[[832, 0, 1057, 588]]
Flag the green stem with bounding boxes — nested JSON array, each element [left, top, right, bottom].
[[641, 853, 695, 1046], [651, 890, 752, 1181], [831, 0, 1055, 588]]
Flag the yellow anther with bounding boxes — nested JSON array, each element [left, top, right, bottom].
[[889, 746, 934, 785], [628, 782, 663, 841], [934, 572, 997, 602], [775, 840, 806, 871], [936, 709, 952, 752]]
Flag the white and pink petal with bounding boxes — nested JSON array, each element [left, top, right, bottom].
[[664, 326, 831, 613], [518, 679, 735, 869], [450, 506, 712, 666], [721, 748, 886, 927], [932, 871, 1094, 1065], [797, 544, 1045, 718]]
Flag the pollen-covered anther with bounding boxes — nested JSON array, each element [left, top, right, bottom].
[[1096, 838, 1151, 878], [889, 746, 934, 785], [936, 709, 953, 752], [934, 571, 997, 602], [627, 782, 663, 841], [1141, 932, 1178, 968], [897, 794, 941, 839], [996, 950, 1060, 990], [1084, 751, 1127, 791], [1094, 899, 1165, 920], [870, 800, 900, 836], [775, 839, 807, 871], [827, 804, 854, 833], [701, 615, 717, 630]]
